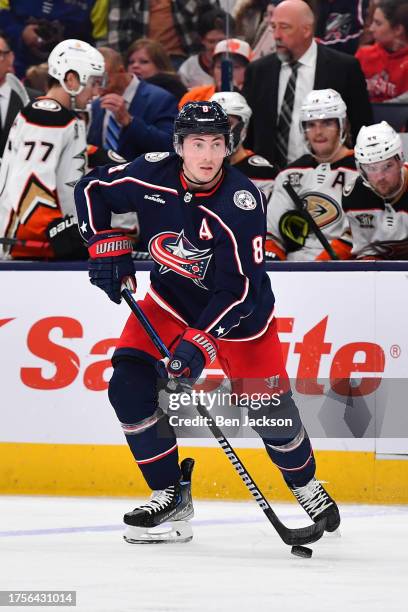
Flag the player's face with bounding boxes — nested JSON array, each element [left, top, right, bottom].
[[361, 157, 403, 197], [182, 134, 226, 185], [127, 47, 158, 79], [303, 119, 340, 160], [71, 76, 101, 109]]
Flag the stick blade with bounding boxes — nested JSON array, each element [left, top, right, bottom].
[[265, 508, 327, 545], [278, 517, 327, 546]]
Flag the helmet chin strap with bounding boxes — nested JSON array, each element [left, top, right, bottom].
[[182, 165, 223, 187]]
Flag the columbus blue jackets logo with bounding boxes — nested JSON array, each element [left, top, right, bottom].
[[233, 190, 257, 211], [149, 230, 212, 289]]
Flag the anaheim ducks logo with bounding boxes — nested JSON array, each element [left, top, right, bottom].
[[149, 230, 212, 289], [302, 191, 341, 228]]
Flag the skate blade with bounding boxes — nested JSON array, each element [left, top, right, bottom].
[[123, 520, 193, 544]]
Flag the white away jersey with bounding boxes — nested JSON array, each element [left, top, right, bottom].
[[0, 98, 87, 259], [343, 166, 408, 259], [266, 153, 358, 260]]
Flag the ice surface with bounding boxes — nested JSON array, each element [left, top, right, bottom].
[[1, 496, 407, 612]]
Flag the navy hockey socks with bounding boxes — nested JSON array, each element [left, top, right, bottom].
[[109, 358, 181, 490], [263, 426, 316, 487]]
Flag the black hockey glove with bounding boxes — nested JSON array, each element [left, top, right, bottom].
[[156, 328, 218, 386], [88, 230, 136, 304], [46, 215, 88, 260]]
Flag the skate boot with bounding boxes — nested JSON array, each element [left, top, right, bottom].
[[123, 458, 194, 544], [288, 477, 340, 532]]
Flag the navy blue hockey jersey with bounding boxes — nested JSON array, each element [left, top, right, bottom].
[[74, 152, 275, 340]]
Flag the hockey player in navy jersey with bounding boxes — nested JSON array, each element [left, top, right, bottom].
[[74, 101, 340, 543]]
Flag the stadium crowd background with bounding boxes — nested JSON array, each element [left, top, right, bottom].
[[0, 0, 407, 261]]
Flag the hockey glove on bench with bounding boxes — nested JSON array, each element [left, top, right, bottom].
[[157, 328, 218, 386], [88, 230, 136, 304], [47, 215, 88, 260]]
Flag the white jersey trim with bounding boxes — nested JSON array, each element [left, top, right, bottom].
[[198, 205, 249, 335], [218, 307, 275, 342], [148, 286, 188, 324], [84, 177, 178, 235]]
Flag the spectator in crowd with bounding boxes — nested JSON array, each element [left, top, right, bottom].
[[251, 1, 278, 59], [266, 89, 357, 261], [0, 32, 40, 161], [107, 0, 220, 68], [178, 8, 230, 89], [24, 62, 48, 94], [314, 0, 371, 55], [87, 47, 178, 160], [359, 0, 381, 46], [178, 38, 252, 109], [233, 0, 274, 47], [355, 0, 408, 103], [210, 90, 278, 204], [126, 38, 187, 101], [0, 0, 108, 78], [243, 0, 372, 167], [0, 39, 105, 260], [344, 121, 408, 260]]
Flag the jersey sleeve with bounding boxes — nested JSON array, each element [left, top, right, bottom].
[[74, 156, 147, 242], [265, 170, 292, 259], [193, 189, 267, 339], [56, 119, 87, 218]]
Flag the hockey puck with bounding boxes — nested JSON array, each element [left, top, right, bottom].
[[291, 545, 313, 558]]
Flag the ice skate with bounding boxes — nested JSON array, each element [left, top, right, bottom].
[[288, 477, 340, 532], [123, 458, 194, 544]]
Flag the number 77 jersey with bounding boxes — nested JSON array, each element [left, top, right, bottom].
[[0, 98, 87, 259], [75, 152, 276, 340]]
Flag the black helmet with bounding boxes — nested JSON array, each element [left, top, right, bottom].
[[174, 101, 233, 155]]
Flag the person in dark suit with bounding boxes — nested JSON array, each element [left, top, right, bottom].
[[0, 33, 39, 160], [87, 47, 178, 161], [243, 0, 373, 166]]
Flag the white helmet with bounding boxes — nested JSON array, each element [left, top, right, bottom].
[[300, 88, 347, 145], [210, 91, 252, 152], [355, 121, 403, 166], [48, 39, 105, 95]]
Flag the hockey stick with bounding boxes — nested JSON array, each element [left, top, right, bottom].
[[0, 236, 50, 249], [121, 287, 326, 546], [282, 180, 339, 260]]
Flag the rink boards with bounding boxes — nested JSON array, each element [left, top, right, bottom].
[[0, 261, 407, 503]]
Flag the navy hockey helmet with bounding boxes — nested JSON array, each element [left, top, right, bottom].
[[174, 101, 233, 156]]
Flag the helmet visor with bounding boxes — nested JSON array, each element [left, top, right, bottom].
[[360, 158, 400, 177]]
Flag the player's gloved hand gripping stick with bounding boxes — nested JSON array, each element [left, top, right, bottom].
[[88, 231, 137, 303], [282, 180, 339, 261], [156, 328, 218, 386], [120, 286, 327, 548]]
